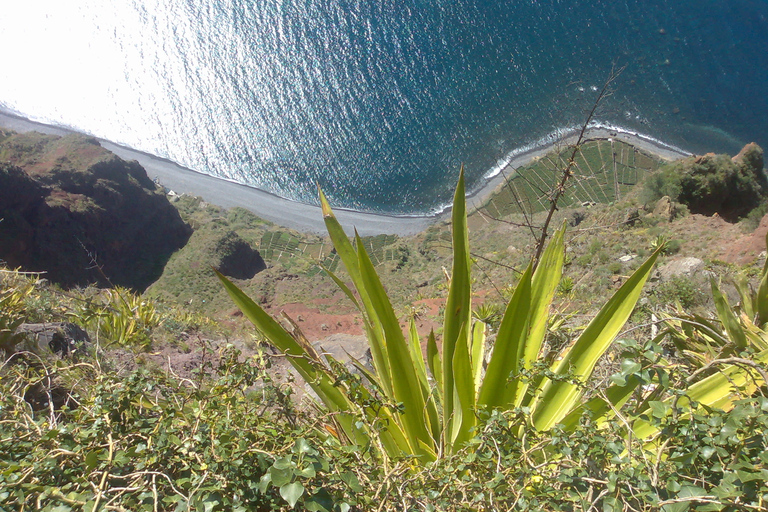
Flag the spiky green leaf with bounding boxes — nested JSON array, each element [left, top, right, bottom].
[[530, 247, 661, 431]]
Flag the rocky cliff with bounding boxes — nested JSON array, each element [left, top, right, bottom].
[[645, 143, 767, 222], [0, 131, 191, 291]]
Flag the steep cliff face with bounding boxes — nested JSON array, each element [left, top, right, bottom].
[[645, 143, 767, 222], [0, 131, 191, 291]]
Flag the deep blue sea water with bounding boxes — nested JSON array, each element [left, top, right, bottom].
[[1, 0, 767, 215]]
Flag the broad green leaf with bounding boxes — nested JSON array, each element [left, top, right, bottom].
[[408, 317, 430, 395], [471, 320, 486, 396], [328, 355, 413, 458], [320, 189, 393, 398], [732, 273, 755, 320], [427, 330, 443, 396], [513, 224, 566, 404], [525, 224, 566, 367], [449, 322, 476, 451], [530, 247, 661, 431], [216, 270, 368, 447], [280, 481, 305, 508], [410, 317, 441, 445], [557, 374, 644, 432], [478, 264, 533, 409], [442, 167, 472, 431]]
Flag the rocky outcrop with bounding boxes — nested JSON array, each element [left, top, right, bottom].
[[652, 196, 679, 222], [656, 257, 705, 281], [732, 142, 764, 172], [676, 144, 765, 221], [206, 230, 266, 280], [0, 132, 191, 291], [15, 322, 90, 357]]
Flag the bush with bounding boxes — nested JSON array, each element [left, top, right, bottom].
[[650, 275, 706, 309], [642, 145, 767, 221]]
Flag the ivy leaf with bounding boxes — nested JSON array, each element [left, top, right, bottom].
[[294, 465, 316, 478], [280, 481, 305, 508], [699, 446, 716, 460], [269, 466, 293, 487], [340, 471, 363, 493], [293, 438, 317, 456], [257, 473, 272, 494], [649, 401, 670, 419], [84, 450, 100, 471]]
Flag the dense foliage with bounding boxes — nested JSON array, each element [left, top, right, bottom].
[[2, 147, 768, 510], [1, 341, 767, 511], [642, 144, 767, 221], [1, 243, 767, 510]]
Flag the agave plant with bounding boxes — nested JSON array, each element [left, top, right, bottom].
[[564, 240, 768, 443], [76, 287, 160, 350], [218, 170, 662, 463]]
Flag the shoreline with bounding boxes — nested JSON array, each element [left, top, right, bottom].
[[0, 109, 691, 237]]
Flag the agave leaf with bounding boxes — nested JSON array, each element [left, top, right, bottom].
[[530, 247, 661, 431], [319, 189, 393, 398], [442, 167, 472, 433], [477, 264, 533, 409], [448, 321, 476, 451], [558, 374, 644, 432], [525, 224, 566, 367], [427, 330, 443, 396], [471, 320, 486, 396], [514, 224, 566, 403], [325, 354, 415, 459], [408, 317, 430, 393], [216, 270, 368, 445], [743, 319, 768, 350], [631, 349, 768, 441], [711, 278, 748, 349], [732, 273, 755, 320], [410, 317, 441, 444], [321, 264, 361, 310], [355, 232, 435, 459]]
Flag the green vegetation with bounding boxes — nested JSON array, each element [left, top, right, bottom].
[[3, 137, 768, 510], [641, 144, 767, 221], [3, 196, 768, 509], [482, 139, 660, 218], [219, 172, 766, 473]]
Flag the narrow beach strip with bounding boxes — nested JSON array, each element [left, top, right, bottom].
[[0, 109, 691, 237]]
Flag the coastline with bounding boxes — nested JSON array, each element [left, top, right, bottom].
[[0, 109, 691, 237]]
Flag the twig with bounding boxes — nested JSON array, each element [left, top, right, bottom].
[[532, 65, 625, 269]]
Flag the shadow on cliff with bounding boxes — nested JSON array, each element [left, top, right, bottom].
[[0, 132, 192, 292]]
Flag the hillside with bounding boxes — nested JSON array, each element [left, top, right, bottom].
[[2, 132, 768, 510], [0, 130, 191, 290]]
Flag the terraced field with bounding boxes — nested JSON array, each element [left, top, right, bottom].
[[260, 230, 404, 276], [480, 139, 661, 219]]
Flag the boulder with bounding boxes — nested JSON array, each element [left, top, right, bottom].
[[652, 196, 678, 222], [656, 257, 705, 281], [12, 322, 90, 357]]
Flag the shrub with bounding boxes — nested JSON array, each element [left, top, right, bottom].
[[642, 145, 767, 221], [651, 276, 705, 310]]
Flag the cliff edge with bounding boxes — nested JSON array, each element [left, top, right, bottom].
[[0, 131, 191, 291]]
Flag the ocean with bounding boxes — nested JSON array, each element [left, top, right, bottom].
[[1, 0, 767, 215]]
